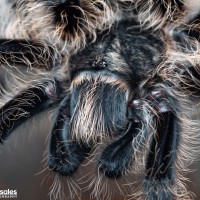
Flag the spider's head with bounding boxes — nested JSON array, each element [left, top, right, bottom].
[[68, 21, 165, 143]]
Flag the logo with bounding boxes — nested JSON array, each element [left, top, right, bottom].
[[0, 189, 17, 198]]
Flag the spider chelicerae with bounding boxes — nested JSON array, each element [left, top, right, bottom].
[[0, 0, 200, 199]]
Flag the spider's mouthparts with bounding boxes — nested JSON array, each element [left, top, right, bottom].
[[69, 73, 130, 142]]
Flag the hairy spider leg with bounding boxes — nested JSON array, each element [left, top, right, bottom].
[[0, 39, 57, 69], [172, 21, 200, 95], [0, 80, 63, 145], [185, 13, 200, 41], [143, 92, 180, 200], [49, 96, 91, 176]]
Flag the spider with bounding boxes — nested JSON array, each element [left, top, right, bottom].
[[0, 0, 200, 200]]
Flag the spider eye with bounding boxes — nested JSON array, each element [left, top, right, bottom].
[[91, 60, 108, 68], [91, 60, 97, 67], [99, 61, 107, 68]]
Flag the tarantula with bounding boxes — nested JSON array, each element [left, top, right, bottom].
[[0, 0, 200, 199]]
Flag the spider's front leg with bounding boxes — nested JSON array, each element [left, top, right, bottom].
[[171, 11, 200, 95], [0, 39, 58, 69], [0, 79, 64, 145], [144, 114, 179, 199], [129, 88, 180, 200], [143, 111, 179, 200], [48, 96, 91, 176]]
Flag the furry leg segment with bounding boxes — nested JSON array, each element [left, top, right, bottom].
[[0, 39, 57, 69], [49, 96, 91, 176], [128, 88, 180, 199], [0, 80, 63, 145], [135, 0, 185, 28], [53, 0, 84, 33], [143, 110, 180, 200], [178, 64, 200, 95], [172, 13, 200, 95], [173, 11, 200, 47], [175, 13, 200, 42]]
